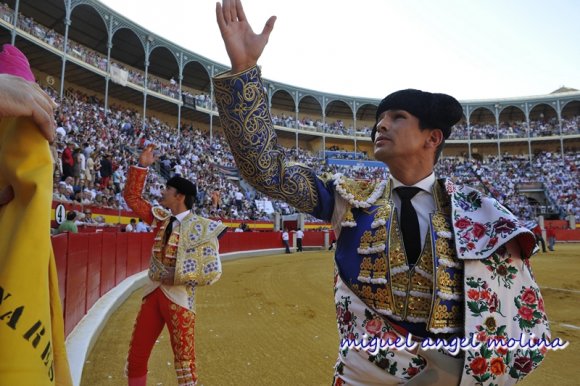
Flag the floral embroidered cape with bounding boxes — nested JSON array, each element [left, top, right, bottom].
[[448, 181, 549, 385], [333, 179, 550, 386]]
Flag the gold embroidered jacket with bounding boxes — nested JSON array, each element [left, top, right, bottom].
[[123, 166, 226, 288]]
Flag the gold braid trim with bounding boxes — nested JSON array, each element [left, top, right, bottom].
[[123, 166, 154, 225], [213, 66, 318, 213]]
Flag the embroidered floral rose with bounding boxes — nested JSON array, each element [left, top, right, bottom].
[[538, 297, 545, 312], [490, 357, 506, 376], [365, 318, 383, 335], [494, 217, 516, 235], [472, 222, 486, 239], [488, 293, 499, 313], [343, 310, 352, 323], [532, 337, 549, 356], [487, 236, 499, 248], [476, 330, 487, 342], [521, 288, 537, 304], [480, 289, 491, 301], [381, 331, 399, 345], [484, 316, 497, 332], [467, 242, 476, 250], [406, 366, 419, 377], [514, 356, 533, 374], [469, 356, 488, 375], [467, 289, 480, 300], [496, 264, 508, 277], [455, 218, 472, 230], [495, 342, 508, 356], [518, 305, 534, 321]]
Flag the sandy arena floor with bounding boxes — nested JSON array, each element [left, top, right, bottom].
[[82, 244, 580, 386]]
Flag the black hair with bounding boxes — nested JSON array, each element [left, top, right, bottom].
[[184, 194, 195, 210]]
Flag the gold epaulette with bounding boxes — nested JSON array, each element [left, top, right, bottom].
[[152, 206, 171, 221], [333, 174, 387, 208]]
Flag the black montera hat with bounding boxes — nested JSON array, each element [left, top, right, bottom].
[[166, 176, 197, 197], [371, 89, 463, 141]]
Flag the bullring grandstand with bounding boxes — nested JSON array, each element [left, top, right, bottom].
[[1, 0, 579, 225], [1, 0, 578, 226]]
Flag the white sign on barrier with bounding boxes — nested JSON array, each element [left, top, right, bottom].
[[55, 204, 66, 225]]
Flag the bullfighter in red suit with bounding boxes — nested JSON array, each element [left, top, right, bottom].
[[123, 145, 226, 386]]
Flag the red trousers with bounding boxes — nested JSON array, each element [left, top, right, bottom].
[[127, 287, 197, 385]]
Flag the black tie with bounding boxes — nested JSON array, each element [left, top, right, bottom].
[[164, 216, 177, 245], [396, 187, 422, 266]]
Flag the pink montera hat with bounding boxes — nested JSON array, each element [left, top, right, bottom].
[[0, 44, 35, 82]]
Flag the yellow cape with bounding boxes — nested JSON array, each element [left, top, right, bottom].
[[0, 117, 72, 385]]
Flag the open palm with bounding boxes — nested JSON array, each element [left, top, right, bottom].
[[216, 0, 276, 73]]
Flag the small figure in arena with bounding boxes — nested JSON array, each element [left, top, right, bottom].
[[296, 227, 304, 252], [123, 145, 226, 386]]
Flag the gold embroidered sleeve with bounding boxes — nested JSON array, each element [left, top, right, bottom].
[[213, 66, 319, 213], [123, 166, 154, 225]]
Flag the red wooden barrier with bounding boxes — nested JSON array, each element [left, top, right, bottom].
[[100, 233, 116, 296], [219, 232, 284, 253], [52, 233, 68, 312], [115, 233, 128, 286], [545, 220, 569, 229], [86, 233, 103, 311], [302, 231, 325, 246], [65, 233, 89, 336], [126, 233, 142, 277], [554, 229, 580, 241]]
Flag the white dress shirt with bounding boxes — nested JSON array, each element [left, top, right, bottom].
[[391, 172, 437, 250]]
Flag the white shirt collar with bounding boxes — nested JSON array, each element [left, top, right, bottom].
[[391, 172, 436, 194], [173, 209, 191, 223]]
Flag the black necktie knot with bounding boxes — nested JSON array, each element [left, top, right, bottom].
[[396, 186, 422, 200], [164, 216, 177, 244], [395, 187, 422, 265]]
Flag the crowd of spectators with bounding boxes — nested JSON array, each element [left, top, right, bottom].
[[4, 2, 579, 142], [46, 84, 579, 226], [449, 117, 580, 140], [435, 152, 580, 222], [3, 2, 578, 225]]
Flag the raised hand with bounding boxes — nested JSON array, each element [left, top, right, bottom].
[[0, 74, 57, 142], [216, 0, 276, 73], [139, 144, 156, 167]]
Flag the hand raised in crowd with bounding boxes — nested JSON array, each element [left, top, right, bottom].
[[0, 74, 57, 142], [138, 144, 157, 168], [215, 0, 276, 73]]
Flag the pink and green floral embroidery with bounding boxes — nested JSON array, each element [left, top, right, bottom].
[[509, 348, 546, 381], [466, 277, 504, 317], [482, 248, 518, 289], [455, 190, 483, 212], [360, 309, 413, 377], [465, 345, 507, 385], [474, 316, 507, 345], [513, 286, 548, 332], [336, 296, 357, 341], [454, 215, 519, 256], [402, 356, 426, 379]]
